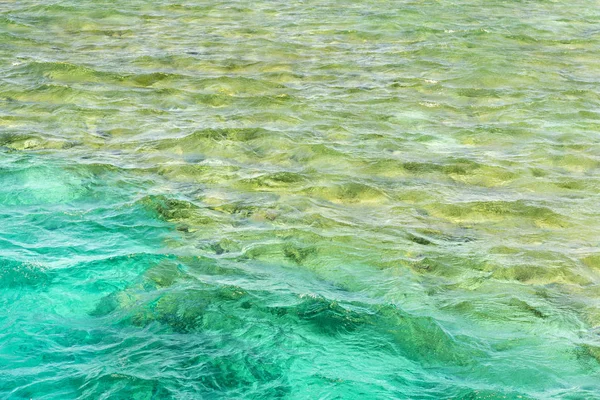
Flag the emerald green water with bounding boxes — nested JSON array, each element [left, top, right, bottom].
[[1, 0, 600, 398]]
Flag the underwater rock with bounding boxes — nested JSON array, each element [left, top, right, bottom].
[[429, 199, 568, 228], [303, 181, 388, 205], [138, 195, 200, 221], [374, 304, 480, 366], [283, 243, 318, 265], [291, 295, 367, 335]]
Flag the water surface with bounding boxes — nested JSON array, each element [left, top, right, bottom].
[[1, 0, 600, 398]]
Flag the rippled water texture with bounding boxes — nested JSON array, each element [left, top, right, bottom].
[[1, 0, 600, 398]]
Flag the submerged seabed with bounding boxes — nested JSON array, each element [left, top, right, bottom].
[[1, 0, 600, 398]]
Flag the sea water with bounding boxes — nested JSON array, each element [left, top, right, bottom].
[[1, 0, 600, 398]]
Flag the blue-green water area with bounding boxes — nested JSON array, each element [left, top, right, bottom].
[[1, 0, 600, 398]]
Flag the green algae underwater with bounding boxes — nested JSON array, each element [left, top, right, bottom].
[[1, 0, 600, 398]]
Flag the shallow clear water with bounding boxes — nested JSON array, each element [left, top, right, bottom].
[[1, 0, 600, 398]]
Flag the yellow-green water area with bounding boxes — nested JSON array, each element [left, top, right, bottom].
[[1, 0, 600, 398]]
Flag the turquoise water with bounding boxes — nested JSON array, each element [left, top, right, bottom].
[[1, 0, 600, 398]]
